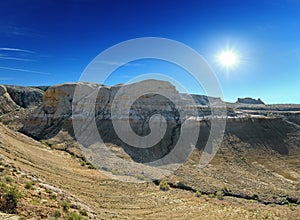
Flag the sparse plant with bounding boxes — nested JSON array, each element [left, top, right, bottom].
[[41, 140, 49, 146], [222, 185, 230, 193], [87, 163, 96, 169], [208, 193, 215, 198], [288, 202, 297, 210], [67, 212, 86, 220], [159, 180, 170, 191], [53, 210, 62, 218], [203, 195, 209, 201], [25, 181, 35, 190], [79, 209, 88, 216], [111, 169, 125, 175], [32, 198, 40, 205], [216, 191, 224, 200], [62, 200, 71, 212], [5, 176, 13, 183], [136, 174, 151, 182], [0, 185, 22, 213], [51, 194, 57, 200], [195, 190, 202, 198]]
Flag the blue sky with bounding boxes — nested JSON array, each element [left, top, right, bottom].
[[0, 0, 300, 104]]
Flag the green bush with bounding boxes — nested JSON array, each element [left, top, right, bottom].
[[79, 209, 88, 216], [87, 164, 96, 169], [195, 190, 202, 198], [208, 193, 215, 198], [62, 200, 71, 212], [111, 169, 125, 175], [67, 212, 86, 220], [53, 209, 62, 218], [5, 176, 13, 183], [216, 191, 224, 200], [0, 185, 22, 213], [159, 180, 170, 191], [25, 181, 35, 190]]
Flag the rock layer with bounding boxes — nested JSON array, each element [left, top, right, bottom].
[[20, 80, 300, 163], [0, 85, 44, 114]]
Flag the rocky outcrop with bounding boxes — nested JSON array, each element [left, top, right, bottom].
[[0, 85, 18, 114], [20, 80, 300, 164], [236, 97, 265, 105], [21, 81, 190, 162], [0, 85, 44, 115], [5, 85, 44, 108]]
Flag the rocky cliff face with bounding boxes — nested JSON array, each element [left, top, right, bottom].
[[20, 80, 300, 162], [5, 85, 44, 108], [0, 85, 44, 114], [21, 81, 189, 162], [0, 85, 17, 114]]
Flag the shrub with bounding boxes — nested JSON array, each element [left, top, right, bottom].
[[159, 180, 170, 191], [222, 185, 230, 193], [208, 193, 215, 198], [41, 140, 49, 146], [216, 191, 224, 200], [62, 200, 71, 212], [25, 181, 35, 190], [5, 176, 13, 183], [79, 209, 88, 216], [111, 169, 125, 175], [53, 210, 62, 218], [136, 174, 151, 182], [195, 190, 202, 198], [288, 202, 297, 210], [0, 186, 22, 213], [87, 164, 96, 169], [203, 195, 209, 201], [67, 212, 86, 220], [32, 199, 40, 205]]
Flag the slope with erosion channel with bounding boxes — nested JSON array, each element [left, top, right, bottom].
[[0, 123, 299, 219]]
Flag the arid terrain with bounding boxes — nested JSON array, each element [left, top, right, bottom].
[[0, 82, 299, 219]]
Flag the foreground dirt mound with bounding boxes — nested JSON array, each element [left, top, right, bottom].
[[0, 123, 299, 219]]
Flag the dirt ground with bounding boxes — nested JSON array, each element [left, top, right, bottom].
[[0, 123, 299, 219]]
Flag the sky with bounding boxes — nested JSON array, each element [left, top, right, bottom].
[[0, 0, 300, 104]]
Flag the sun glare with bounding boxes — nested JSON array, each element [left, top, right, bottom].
[[218, 50, 239, 68]]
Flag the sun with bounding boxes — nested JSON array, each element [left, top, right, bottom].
[[217, 50, 239, 68]]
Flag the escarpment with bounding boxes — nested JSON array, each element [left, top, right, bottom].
[[18, 80, 300, 160], [0, 84, 44, 114]]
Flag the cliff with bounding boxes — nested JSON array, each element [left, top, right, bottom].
[[0, 85, 44, 114]]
